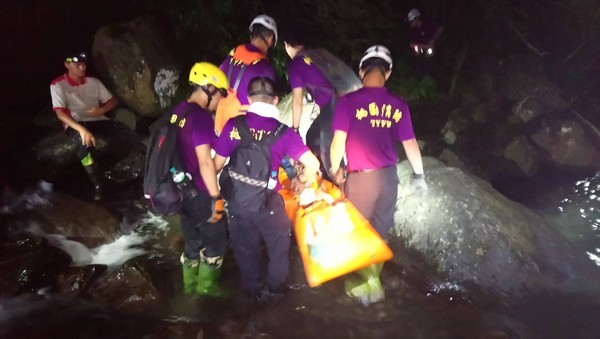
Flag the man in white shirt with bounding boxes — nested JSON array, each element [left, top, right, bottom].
[[50, 52, 137, 200]]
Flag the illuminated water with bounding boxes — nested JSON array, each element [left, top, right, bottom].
[[1, 172, 599, 338]]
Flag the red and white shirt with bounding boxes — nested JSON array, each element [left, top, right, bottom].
[[50, 73, 113, 122]]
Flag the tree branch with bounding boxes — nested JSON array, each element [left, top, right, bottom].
[[563, 38, 589, 63], [508, 20, 550, 57]]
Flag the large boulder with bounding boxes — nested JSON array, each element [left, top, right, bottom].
[[34, 127, 144, 182], [5, 185, 122, 248], [86, 257, 162, 315], [92, 17, 180, 118], [392, 157, 600, 296], [530, 115, 600, 168], [500, 133, 540, 176], [0, 226, 71, 297], [34, 132, 109, 166], [443, 56, 598, 180], [28, 192, 121, 248]]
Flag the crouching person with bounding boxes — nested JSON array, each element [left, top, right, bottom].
[[214, 77, 320, 304], [176, 62, 229, 296]]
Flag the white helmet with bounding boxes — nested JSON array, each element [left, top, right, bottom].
[[249, 14, 278, 46], [407, 8, 420, 22], [359, 45, 393, 69]]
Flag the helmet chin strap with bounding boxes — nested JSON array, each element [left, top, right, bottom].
[[201, 86, 218, 109], [260, 34, 272, 52]]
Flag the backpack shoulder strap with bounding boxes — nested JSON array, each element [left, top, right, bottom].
[[235, 115, 254, 142], [232, 66, 247, 91], [260, 123, 288, 149]]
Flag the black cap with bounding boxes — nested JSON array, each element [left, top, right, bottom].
[[65, 52, 88, 63], [281, 26, 306, 47]]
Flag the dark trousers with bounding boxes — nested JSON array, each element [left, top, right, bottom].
[[66, 120, 145, 162], [306, 101, 335, 178], [345, 165, 398, 241], [181, 191, 228, 259], [227, 193, 292, 293]]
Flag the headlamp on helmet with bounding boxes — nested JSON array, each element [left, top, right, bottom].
[[66, 52, 88, 63]]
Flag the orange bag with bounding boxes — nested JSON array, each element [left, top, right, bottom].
[[215, 93, 246, 136], [294, 180, 393, 287], [215, 45, 267, 136]]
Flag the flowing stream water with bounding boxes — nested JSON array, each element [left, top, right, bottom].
[[1, 170, 599, 338]]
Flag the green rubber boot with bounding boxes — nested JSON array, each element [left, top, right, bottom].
[[344, 275, 371, 306], [345, 263, 385, 306], [181, 254, 199, 294], [358, 263, 385, 305], [196, 250, 226, 297]]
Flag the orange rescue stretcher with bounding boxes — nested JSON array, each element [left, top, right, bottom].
[[278, 173, 393, 287]]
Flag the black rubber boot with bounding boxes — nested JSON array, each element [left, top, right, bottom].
[[84, 163, 103, 200]]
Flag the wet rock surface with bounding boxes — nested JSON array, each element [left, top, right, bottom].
[[92, 17, 180, 118], [393, 157, 600, 296]]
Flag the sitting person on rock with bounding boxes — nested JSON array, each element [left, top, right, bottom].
[[50, 51, 143, 200]]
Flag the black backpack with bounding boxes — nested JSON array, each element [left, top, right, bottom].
[[143, 106, 192, 216], [219, 115, 287, 212]]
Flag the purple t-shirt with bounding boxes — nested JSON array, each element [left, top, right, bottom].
[[173, 101, 215, 193], [332, 87, 416, 172], [289, 53, 334, 107], [219, 44, 276, 106], [214, 112, 309, 190], [410, 20, 442, 45]]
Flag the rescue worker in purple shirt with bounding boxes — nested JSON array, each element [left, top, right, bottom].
[[283, 28, 336, 175], [173, 62, 229, 297], [329, 45, 428, 306], [215, 14, 278, 134], [407, 8, 444, 57], [219, 14, 277, 105], [214, 77, 320, 303]]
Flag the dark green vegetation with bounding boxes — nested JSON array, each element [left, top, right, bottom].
[[2, 0, 598, 112]]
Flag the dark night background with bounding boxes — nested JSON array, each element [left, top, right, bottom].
[[2, 0, 598, 115], [1, 2, 599, 338]]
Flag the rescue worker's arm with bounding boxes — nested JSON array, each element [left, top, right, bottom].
[[402, 138, 424, 175], [330, 130, 347, 173], [196, 144, 220, 197], [53, 108, 96, 147], [291, 87, 304, 131], [88, 97, 118, 117], [329, 130, 348, 185], [297, 150, 320, 185], [213, 154, 228, 174]]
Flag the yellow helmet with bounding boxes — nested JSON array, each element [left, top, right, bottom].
[[189, 62, 229, 91]]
